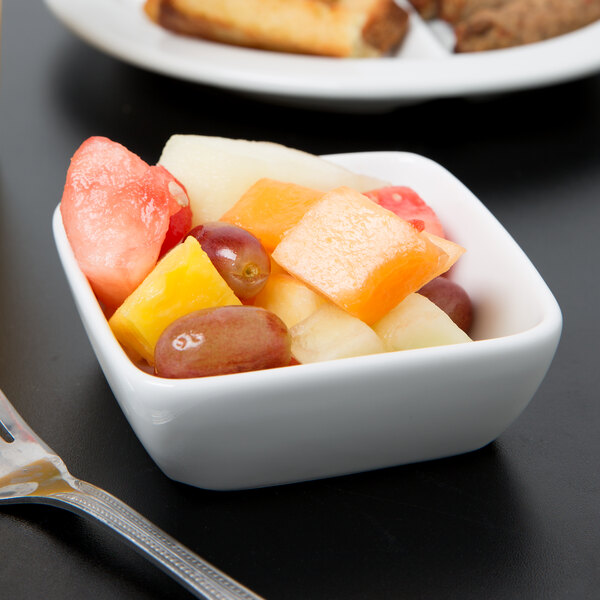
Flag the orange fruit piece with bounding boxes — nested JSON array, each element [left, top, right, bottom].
[[272, 187, 463, 325], [219, 178, 324, 252], [422, 232, 466, 278]]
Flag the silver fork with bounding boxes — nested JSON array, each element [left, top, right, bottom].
[[0, 389, 265, 600]]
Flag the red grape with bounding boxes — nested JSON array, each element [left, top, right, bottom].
[[154, 306, 291, 378], [187, 222, 270, 300]]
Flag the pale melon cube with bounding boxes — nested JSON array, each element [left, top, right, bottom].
[[372, 293, 472, 352], [290, 304, 385, 364], [253, 273, 327, 329], [157, 135, 387, 225]]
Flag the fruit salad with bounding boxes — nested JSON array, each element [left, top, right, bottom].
[[60, 135, 473, 379]]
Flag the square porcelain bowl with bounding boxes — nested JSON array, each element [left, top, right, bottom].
[[53, 151, 562, 491]]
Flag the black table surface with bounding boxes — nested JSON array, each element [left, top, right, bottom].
[[1, 3, 599, 599]]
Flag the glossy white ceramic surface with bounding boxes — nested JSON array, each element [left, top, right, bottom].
[[44, 0, 600, 111], [53, 151, 562, 490]]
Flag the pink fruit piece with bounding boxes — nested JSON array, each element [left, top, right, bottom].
[[154, 166, 192, 258], [60, 137, 190, 309], [365, 186, 445, 238]]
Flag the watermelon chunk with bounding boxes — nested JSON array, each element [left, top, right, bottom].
[[157, 168, 192, 257], [60, 137, 190, 309], [365, 186, 445, 238]]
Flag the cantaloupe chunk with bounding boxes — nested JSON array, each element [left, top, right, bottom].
[[220, 178, 324, 252], [422, 232, 466, 278], [272, 187, 458, 324], [253, 272, 327, 329], [109, 237, 241, 365]]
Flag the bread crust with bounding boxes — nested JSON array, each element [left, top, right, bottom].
[[145, 0, 408, 57]]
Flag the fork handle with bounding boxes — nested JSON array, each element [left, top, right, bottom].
[[41, 479, 264, 600]]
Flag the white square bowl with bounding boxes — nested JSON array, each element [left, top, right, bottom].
[[53, 151, 562, 490]]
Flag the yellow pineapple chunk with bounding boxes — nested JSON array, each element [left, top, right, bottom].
[[109, 237, 241, 365]]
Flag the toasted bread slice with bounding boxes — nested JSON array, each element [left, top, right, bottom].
[[144, 0, 409, 57]]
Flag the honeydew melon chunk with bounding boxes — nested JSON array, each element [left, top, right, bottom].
[[158, 135, 387, 226], [372, 293, 472, 352], [253, 273, 328, 329], [290, 304, 385, 364]]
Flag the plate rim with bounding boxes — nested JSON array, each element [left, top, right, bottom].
[[44, 0, 600, 104]]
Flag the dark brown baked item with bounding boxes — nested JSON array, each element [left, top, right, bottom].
[[144, 0, 409, 58], [405, 0, 512, 22], [438, 0, 510, 24], [454, 0, 600, 52], [407, 0, 440, 19]]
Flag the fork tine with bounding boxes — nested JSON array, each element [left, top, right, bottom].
[[0, 389, 71, 486], [0, 389, 54, 451], [0, 419, 14, 443]]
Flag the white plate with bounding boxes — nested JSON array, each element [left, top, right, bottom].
[[53, 150, 562, 490], [44, 0, 600, 111]]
